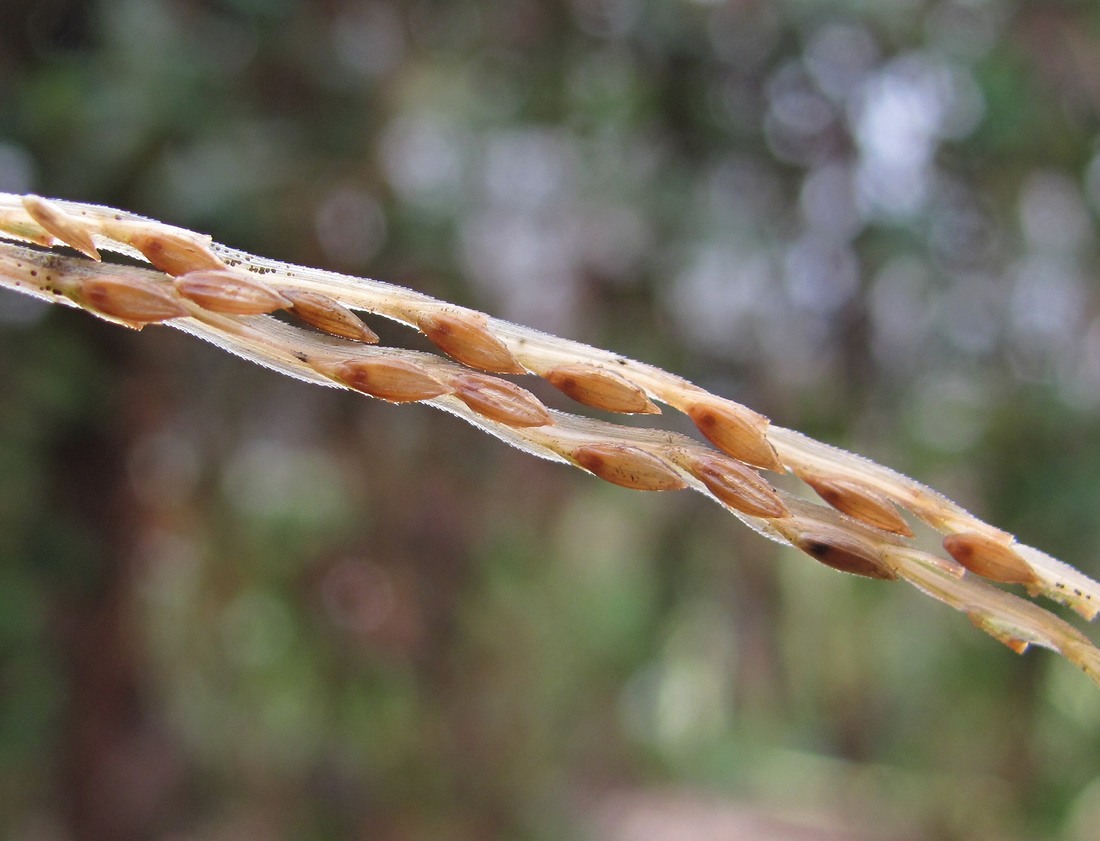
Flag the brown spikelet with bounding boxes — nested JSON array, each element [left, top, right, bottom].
[[450, 373, 552, 427], [175, 269, 290, 315], [125, 227, 226, 276], [572, 443, 688, 491], [282, 289, 379, 343], [22, 195, 100, 260], [793, 528, 896, 580], [800, 473, 913, 537], [326, 358, 452, 402], [545, 364, 659, 414], [418, 310, 524, 374], [79, 275, 187, 327], [679, 450, 788, 518], [943, 532, 1039, 586], [687, 399, 781, 471]]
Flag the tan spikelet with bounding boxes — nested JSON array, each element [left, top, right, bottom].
[[677, 450, 788, 518], [545, 364, 659, 414], [78, 275, 188, 327], [324, 358, 452, 402], [687, 398, 781, 471], [800, 473, 912, 536], [572, 443, 687, 491], [175, 269, 290, 315], [943, 532, 1039, 586], [122, 227, 226, 276], [282, 289, 379, 343], [22, 196, 100, 260], [450, 373, 552, 427], [418, 310, 524, 374], [791, 527, 897, 580], [967, 612, 1030, 654]]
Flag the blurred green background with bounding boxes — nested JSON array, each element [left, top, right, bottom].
[[2, 0, 1100, 839]]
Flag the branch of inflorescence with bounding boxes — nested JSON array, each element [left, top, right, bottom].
[[1, 192, 1098, 685]]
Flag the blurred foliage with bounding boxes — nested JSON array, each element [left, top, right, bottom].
[[3, 0, 1100, 839]]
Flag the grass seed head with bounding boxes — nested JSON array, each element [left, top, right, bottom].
[[800, 473, 913, 536], [22, 195, 100, 260], [450, 373, 552, 427], [175, 269, 290, 315], [572, 443, 688, 491], [282, 289, 379, 343], [688, 399, 781, 471], [418, 310, 524, 374], [680, 450, 788, 518], [943, 532, 1039, 586], [79, 275, 188, 327], [545, 364, 659, 414], [326, 358, 452, 402]]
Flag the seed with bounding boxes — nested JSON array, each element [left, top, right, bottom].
[[326, 358, 451, 402], [450, 373, 552, 427], [800, 473, 912, 536], [282, 289, 379, 343], [679, 450, 788, 518], [175, 269, 290, 314], [943, 532, 1038, 586], [572, 443, 687, 491], [793, 528, 896, 580], [545, 364, 659, 414], [124, 227, 226, 276], [22, 195, 100, 260], [418, 310, 524, 374], [79, 275, 187, 327], [687, 399, 781, 471]]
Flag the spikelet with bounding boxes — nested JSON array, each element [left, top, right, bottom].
[[545, 364, 659, 414], [22, 196, 100, 260], [944, 532, 1039, 586], [799, 472, 912, 536], [110, 223, 226, 276], [323, 358, 452, 402], [675, 449, 788, 518], [76, 275, 188, 328], [572, 443, 687, 491], [282, 289, 379, 343], [418, 309, 524, 374], [449, 373, 552, 427], [175, 269, 290, 315], [787, 524, 897, 580], [687, 397, 782, 471]]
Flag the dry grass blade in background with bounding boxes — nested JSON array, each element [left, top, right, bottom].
[[2, 192, 1099, 686]]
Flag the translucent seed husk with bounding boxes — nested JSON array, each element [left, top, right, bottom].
[[800, 472, 913, 537], [282, 289, 379, 343], [687, 399, 781, 471], [450, 373, 552, 427], [327, 358, 451, 402], [175, 269, 290, 315], [79, 275, 188, 327], [545, 364, 659, 414], [678, 450, 788, 518], [943, 532, 1039, 586], [22, 195, 100, 260], [418, 310, 524, 374], [572, 443, 688, 491]]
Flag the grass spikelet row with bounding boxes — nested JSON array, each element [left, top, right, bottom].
[[2, 192, 1099, 685]]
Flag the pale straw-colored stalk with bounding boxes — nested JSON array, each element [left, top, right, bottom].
[[2, 192, 1099, 685]]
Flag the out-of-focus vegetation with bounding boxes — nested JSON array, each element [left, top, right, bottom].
[[2, 1, 1100, 839]]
